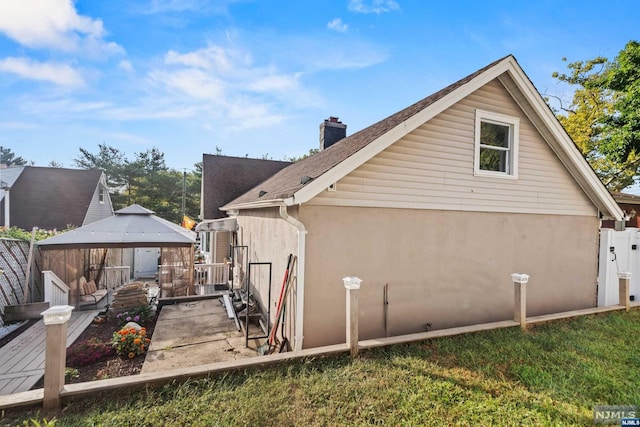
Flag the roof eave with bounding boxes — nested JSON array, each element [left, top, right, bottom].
[[499, 57, 624, 221], [613, 193, 640, 205], [221, 198, 290, 212]]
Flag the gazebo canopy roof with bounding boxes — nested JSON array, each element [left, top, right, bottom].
[[37, 204, 196, 249]]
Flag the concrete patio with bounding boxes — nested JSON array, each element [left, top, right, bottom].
[[142, 298, 263, 373]]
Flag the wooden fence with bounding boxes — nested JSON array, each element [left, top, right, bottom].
[[0, 239, 42, 326]]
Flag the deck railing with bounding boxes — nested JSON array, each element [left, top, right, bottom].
[[194, 263, 229, 286], [42, 271, 70, 306], [101, 266, 131, 291]]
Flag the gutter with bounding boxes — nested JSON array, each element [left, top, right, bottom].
[[279, 204, 306, 351], [222, 199, 287, 212]]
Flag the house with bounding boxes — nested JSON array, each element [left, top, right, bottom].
[[198, 154, 290, 262], [0, 166, 114, 230], [221, 55, 624, 350], [601, 192, 640, 229]]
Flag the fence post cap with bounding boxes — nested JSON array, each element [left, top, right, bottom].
[[41, 305, 74, 325], [510, 273, 530, 284], [343, 276, 362, 290], [617, 271, 632, 280]]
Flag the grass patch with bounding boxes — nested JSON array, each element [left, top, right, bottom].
[[4, 310, 640, 426]]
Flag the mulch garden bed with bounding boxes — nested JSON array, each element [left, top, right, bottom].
[[66, 312, 157, 384]]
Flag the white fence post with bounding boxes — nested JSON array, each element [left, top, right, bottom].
[[343, 276, 362, 358], [41, 305, 74, 411], [511, 273, 529, 329]]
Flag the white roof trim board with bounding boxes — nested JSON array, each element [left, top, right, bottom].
[[195, 217, 237, 232]]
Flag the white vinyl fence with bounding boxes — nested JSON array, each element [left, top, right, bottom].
[[42, 270, 70, 306], [598, 228, 640, 306]]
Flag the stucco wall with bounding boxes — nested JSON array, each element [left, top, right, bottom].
[[300, 205, 599, 348], [235, 207, 299, 342]]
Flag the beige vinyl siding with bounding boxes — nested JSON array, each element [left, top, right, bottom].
[[213, 231, 231, 263], [309, 78, 597, 217]]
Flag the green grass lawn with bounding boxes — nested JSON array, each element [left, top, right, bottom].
[[4, 310, 640, 426]]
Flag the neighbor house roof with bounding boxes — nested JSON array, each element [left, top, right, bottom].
[[0, 166, 25, 201], [1, 166, 105, 230], [611, 192, 640, 205], [201, 154, 291, 219], [222, 55, 623, 220]]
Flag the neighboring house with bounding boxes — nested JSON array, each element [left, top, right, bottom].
[[201, 154, 292, 220], [198, 154, 291, 262], [0, 166, 114, 230], [601, 192, 640, 229], [221, 55, 623, 350]]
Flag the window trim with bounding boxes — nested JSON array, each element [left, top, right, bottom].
[[474, 109, 519, 179], [98, 187, 105, 204]]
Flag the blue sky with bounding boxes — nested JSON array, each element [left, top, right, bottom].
[[0, 0, 639, 172]]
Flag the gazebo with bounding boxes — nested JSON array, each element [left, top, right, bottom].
[[37, 204, 197, 308]]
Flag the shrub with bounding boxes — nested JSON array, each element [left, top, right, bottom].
[[65, 367, 79, 381], [66, 338, 115, 367], [111, 327, 150, 358], [0, 226, 66, 242], [115, 304, 154, 327]]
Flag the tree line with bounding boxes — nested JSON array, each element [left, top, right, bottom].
[[1, 144, 200, 224], [550, 40, 640, 191], [74, 143, 201, 224]]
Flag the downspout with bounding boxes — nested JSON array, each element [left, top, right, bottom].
[[279, 204, 306, 351]]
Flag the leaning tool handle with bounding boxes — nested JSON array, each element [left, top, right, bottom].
[[269, 254, 293, 345]]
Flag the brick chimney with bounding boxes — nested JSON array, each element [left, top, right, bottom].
[[319, 116, 347, 150]]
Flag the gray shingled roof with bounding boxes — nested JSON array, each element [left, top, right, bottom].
[[202, 154, 291, 218], [2, 166, 104, 230], [224, 55, 511, 208]]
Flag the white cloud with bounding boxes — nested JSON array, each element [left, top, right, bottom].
[[19, 97, 110, 115], [0, 0, 123, 56], [145, 44, 310, 130], [139, 0, 241, 14], [118, 60, 134, 72], [100, 104, 201, 121], [164, 46, 241, 73], [226, 101, 285, 129], [0, 121, 39, 130], [303, 41, 388, 71], [158, 45, 302, 99], [0, 57, 85, 87], [248, 73, 302, 93], [144, 0, 208, 13], [327, 18, 348, 33], [149, 68, 226, 100], [348, 0, 400, 14]]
